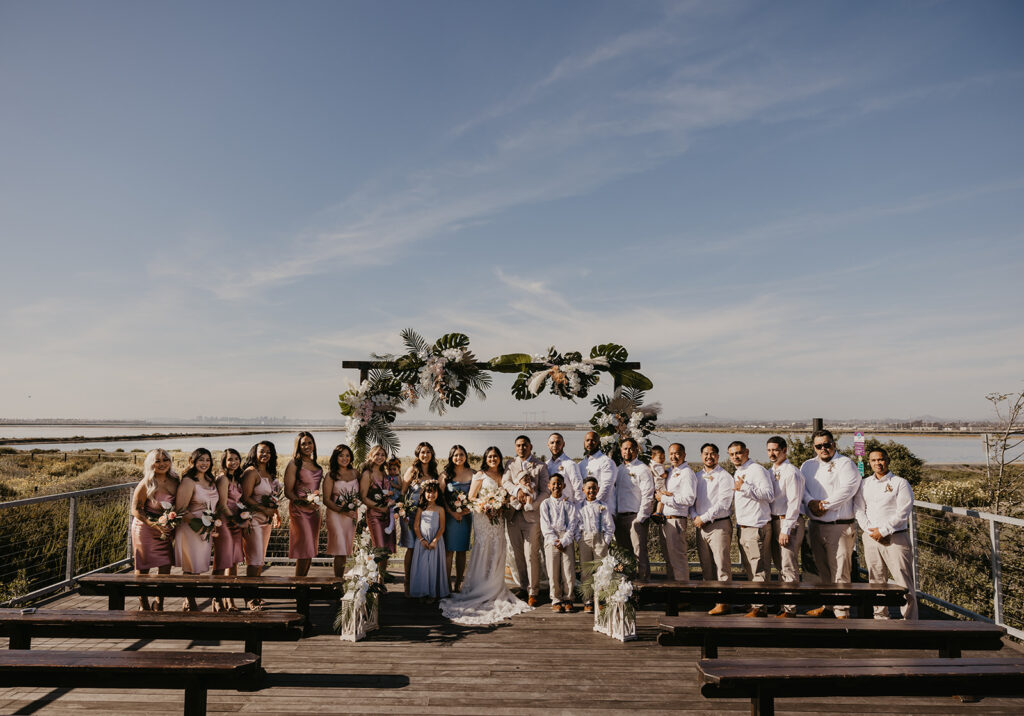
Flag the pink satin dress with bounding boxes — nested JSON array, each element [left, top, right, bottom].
[[174, 480, 219, 574], [288, 465, 323, 560], [242, 475, 278, 567], [213, 479, 245, 571], [131, 487, 176, 571], [326, 477, 359, 556]]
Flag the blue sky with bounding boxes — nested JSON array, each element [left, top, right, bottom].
[[1, 0, 1022, 423]]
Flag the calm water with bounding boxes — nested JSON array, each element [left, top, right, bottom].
[[1, 426, 988, 464]]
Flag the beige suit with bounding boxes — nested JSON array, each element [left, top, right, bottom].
[[502, 456, 550, 596]]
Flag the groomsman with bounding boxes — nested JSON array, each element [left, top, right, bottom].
[[801, 429, 861, 618], [547, 432, 582, 503], [614, 438, 656, 579], [692, 443, 734, 615], [502, 435, 550, 606], [854, 448, 918, 620], [578, 431, 617, 515], [765, 436, 806, 617], [657, 443, 697, 581], [728, 441, 776, 617]]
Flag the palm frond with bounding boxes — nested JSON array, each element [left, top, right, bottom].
[[400, 327, 431, 356]]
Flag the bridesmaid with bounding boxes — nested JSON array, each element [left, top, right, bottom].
[[130, 448, 179, 611], [240, 441, 281, 609], [360, 445, 396, 554], [443, 444, 474, 592], [174, 447, 219, 611], [401, 442, 440, 597], [284, 431, 323, 577], [323, 444, 359, 577], [213, 448, 245, 611]]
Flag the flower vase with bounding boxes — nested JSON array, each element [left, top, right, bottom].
[[339, 588, 368, 642]]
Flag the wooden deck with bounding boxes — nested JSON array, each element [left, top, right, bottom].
[[1, 566, 1022, 715]]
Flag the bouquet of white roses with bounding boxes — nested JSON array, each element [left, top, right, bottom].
[[188, 508, 221, 541]]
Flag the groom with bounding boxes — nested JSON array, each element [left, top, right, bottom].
[[503, 434, 550, 606]]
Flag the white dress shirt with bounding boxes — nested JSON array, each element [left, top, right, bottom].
[[769, 459, 805, 535], [615, 459, 656, 522], [801, 454, 861, 521], [660, 464, 697, 517], [577, 499, 614, 543], [854, 471, 913, 536], [691, 465, 734, 524], [578, 450, 617, 515], [733, 459, 776, 528], [540, 495, 580, 546], [547, 453, 583, 504]]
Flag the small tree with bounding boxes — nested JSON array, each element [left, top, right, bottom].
[[984, 389, 1024, 515]]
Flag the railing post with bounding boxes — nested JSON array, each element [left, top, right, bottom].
[[908, 508, 920, 591], [989, 518, 1003, 627], [65, 496, 78, 583]]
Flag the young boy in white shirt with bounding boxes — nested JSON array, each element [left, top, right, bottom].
[[540, 473, 579, 612], [577, 475, 615, 613], [649, 445, 668, 524]]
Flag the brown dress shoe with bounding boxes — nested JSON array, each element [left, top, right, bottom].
[[528, 595, 539, 607], [707, 603, 730, 616], [584, 603, 594, 613], [743, 607, 766, 618], [551, 603, 561, 612], [805, 606, 833, 617], [562, 603, 574, 613], [776, 611, 796, 618]]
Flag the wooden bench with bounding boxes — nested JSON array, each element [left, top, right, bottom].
[[698, 656, 1024, 716], [634, 579, 906, 617], [0, 608, 304, 666], [78, 574, 344, 633], [658, 614, 1007, 657], [0, 649, 259, 716]]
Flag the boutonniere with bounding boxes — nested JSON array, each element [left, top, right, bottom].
[[884, 484, 893, 493], [827, 462, 835, 473], [598, 505, 606, 512]]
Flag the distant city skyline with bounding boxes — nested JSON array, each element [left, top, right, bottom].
[[2, 1, 1022, 423]]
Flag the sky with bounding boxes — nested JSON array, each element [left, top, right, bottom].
[[1, 0, 1023, 424]]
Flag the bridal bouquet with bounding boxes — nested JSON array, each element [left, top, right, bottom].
[[473, 485, 510, 525], [188, 508, 221, 541], [145, 501, 182, 540], [335, 488, 362, 513]]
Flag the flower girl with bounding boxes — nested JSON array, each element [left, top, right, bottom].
[[409, 480, 450, 602]]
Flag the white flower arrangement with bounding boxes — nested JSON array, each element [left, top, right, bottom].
[[592, 552, 637, 642]]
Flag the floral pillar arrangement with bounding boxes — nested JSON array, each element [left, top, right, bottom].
[[587, 549, 638, 642], [334, 527, 387, 642]]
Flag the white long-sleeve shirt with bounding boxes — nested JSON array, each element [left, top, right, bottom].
[[540, 495, 579, 547], [578, 451, 617, 515], [691, 465, 734, 524], [733, 459, 776, 528], [801, 454, 861, 521], [769, 459, 805, 535], [577, 499, 614, 543], [615, 459, 656, 522], [547, 453, 583, 504], [854, 471, 913, 537], [660, 464, 697, 518]]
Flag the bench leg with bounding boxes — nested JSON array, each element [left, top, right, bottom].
[[701, 640, 718, 660], [183, 683, 207, 716], [109, 589, 125, 611], [8, 628, 30, 650], [244, 637, 263, 660], [665, 593, 678, 617], [938, 642, 961, 658], [296, 588, 311, 634], [752, 688, 774, 716]]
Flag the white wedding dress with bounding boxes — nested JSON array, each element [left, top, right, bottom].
[[439, 473, 533, 625]]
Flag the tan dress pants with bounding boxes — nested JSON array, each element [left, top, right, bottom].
[[695, 518, 732, 582], [660, 517, 689, 581], [862, 530, 918, 620], [739, 524, 772, 609], [614, 512, 650, 580], [808, 520, 856, 617], [769, 516, 805, 614], [545, 543, 576, 604], [507, 512, 542, 596]]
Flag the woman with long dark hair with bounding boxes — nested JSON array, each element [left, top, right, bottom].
[[443, 444, 474, 592], [174, 447, 219, 611], [323, 443, 359, 577], [284, 431, 323, 577], [130, 448, 179, 611], [240, 441, 281, 609], [213, 448, 245, 611], [360, 445, 396, 554], [401, 441, 440, 596]]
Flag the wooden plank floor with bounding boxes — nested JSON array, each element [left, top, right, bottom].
[[1, 566, 1022, 715]]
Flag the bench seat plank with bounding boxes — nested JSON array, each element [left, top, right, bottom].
[[659, 615, 1006, 657]]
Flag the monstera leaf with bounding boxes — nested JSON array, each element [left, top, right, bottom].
[[434, 332, 471, 352], [591, 343, 629, 364], [616, 369, 653, 391]]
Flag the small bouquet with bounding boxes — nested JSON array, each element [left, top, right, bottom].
[[226, 507, 254, 534], [296, 489, 323, 508], [188, 508, 221, 541], [146, 500, 182, 540], [445, 484, 472, 515], [473, 485, 510, 525], [395, 491, 419, 522], [259, 482, 283, 510], [366, 484, 390, 508], [335, 488, 362, 513]]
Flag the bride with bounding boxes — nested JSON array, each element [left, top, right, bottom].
[[440, 445, 532, 625]]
